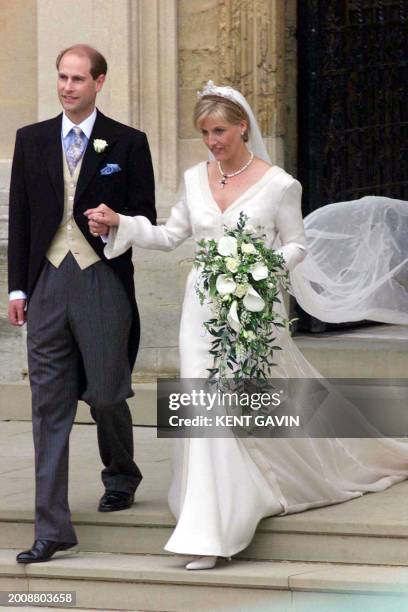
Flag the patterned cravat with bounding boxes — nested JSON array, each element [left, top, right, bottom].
[[65, 126, 86, 175]]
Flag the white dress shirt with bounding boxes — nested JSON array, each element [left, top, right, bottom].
[[61, 108, 97, 147]]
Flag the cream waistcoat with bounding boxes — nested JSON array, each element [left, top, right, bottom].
[[46, 147, 101, 269]]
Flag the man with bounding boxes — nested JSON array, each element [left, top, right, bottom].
[[8, 44, 156, 563]]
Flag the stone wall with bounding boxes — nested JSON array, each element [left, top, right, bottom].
[[0, 0, 297, 381], [0, 0, 37, 159], [178, 0, 297, 172]]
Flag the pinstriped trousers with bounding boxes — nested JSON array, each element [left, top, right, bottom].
[[27, 253, 142, 543]]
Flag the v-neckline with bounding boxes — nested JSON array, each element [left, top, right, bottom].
[[200, 161, 280, 215]]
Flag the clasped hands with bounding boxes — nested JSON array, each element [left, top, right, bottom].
[[84, 204, 120, 237]]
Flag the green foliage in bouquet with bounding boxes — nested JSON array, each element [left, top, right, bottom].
[[194, 212, 295, 380]]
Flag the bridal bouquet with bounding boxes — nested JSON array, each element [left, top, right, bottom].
[[195, 213, 293, 380]]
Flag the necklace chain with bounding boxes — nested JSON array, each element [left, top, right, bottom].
[[217, 152, 254, 189]]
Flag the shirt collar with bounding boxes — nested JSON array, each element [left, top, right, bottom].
[[61, 108, 97, 139]]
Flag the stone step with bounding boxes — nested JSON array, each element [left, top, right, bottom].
[[0, 381, 157, 426], [1, 423, 408, 567], [295, 324, 408, 378], [0, 192, 8, 208], [0, 159, 11, 188], [0, 324, 407, 394], [1, 549, 408, 611], [0, 158, 10, 244], [2, 484, 408, 567], [2, 377, 408, 436]]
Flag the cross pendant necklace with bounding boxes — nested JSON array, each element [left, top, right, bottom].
[[217, 152, 254, 189]]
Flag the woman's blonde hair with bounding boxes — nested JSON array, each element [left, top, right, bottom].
[[193, 95, 250, 142]]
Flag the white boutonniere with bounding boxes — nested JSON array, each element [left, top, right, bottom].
[[93, 139, 108, 153]]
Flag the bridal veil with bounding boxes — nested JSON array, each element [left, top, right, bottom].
[[199, 81, 408, 325]]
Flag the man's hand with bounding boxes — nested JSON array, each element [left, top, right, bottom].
[[88, 219, 110, 237], [84, 203, 119, 236], [8, 299, 27, 326]]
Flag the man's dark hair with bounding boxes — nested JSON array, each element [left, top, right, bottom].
[[56, 44, 108, 79]]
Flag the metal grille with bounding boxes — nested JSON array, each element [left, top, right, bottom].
[[297, 0, 407, 214]]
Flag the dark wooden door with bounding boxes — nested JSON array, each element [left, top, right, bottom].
[[296, 0, 407, 331]]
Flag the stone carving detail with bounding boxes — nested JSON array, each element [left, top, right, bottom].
[[218, 0, 279, 136], [180, 0, 283, 139]]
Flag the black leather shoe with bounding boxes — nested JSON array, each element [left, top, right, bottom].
[[16, 539, 76, 564], [98, 490, 135, 512]]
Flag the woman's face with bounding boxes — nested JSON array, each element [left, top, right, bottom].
[[199, 114, 247, 162]]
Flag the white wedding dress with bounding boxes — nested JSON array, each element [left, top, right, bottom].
[[105, 161, 408, 558]]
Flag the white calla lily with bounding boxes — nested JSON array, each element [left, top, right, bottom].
[[250, 261, 268, 281], [218, 236, 238, 257], [227, 300, 241, 333], [216, 274, 236, 295], [243, 286, 265, 312]]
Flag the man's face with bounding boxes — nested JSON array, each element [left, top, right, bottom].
[[57, 53, 105, 122]]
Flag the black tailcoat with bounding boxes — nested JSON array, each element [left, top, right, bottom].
[[8, 109, 156, 370]]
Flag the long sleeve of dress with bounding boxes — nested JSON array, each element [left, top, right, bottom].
[[274, 179, 307, 271], [104, 195, 192, 259]]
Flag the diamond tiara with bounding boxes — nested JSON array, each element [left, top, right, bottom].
[[196, 80, 240, 105]]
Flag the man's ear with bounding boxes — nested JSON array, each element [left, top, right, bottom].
[[95, 74, 106, 93]]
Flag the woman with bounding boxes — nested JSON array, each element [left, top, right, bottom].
[[85, 82, 408, 571]]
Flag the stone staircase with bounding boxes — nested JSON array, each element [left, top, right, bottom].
[[2, 324, 408, 441], [1, 421, 408, 611], [0, 324, 408, 610]]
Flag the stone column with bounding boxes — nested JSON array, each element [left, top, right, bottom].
[[0, 1, 38, 380], [130, 0, 178, 203], [128, 0, 187, 376], [0, 0, 38, 159], [0, 0, 37, 244]]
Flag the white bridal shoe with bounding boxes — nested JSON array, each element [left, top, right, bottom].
[[185, 555, 218, 570]]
